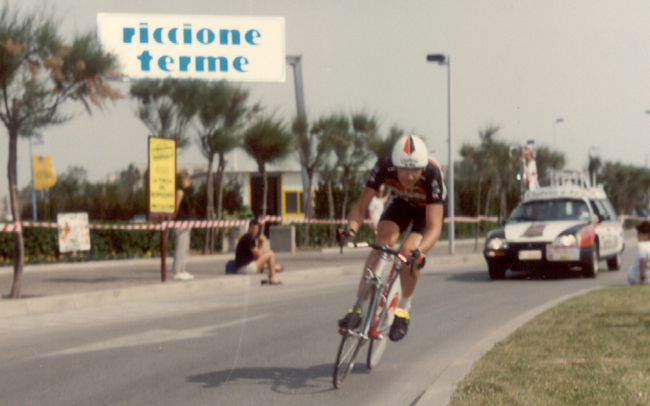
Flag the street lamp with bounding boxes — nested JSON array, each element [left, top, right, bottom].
[[588, 146, 599, 187], [427, 53, 454, 254], [552, 117, 564, 148], [286, 55, 309, 211]]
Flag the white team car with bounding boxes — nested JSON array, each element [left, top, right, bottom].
[[484, 185, 624, 279]]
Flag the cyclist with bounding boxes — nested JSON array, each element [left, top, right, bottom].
[[338, 134, 446, 341]]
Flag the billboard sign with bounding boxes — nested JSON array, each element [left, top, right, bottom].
[[97, 13, 286, 82], [148, 137, 177, 217]]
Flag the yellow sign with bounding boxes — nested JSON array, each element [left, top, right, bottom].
[[148, 137, 176, 215], [33, 154, 56, 190]]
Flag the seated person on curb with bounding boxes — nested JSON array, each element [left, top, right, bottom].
[[338, 134, 446, 342], [234, 219, 283, 285]]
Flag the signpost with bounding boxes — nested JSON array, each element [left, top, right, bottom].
[[148, 136, 176, 281]]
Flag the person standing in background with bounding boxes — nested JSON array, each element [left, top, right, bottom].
[[368, 184, 390, 241], [628, 221, 650, 285], [172, 171, 194, 281]]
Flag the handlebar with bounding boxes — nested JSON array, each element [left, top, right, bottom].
[[344, 241, 410, 266]]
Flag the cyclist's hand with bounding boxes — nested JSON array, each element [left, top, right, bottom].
[[409, 249, 426, 271], [336, 225, 356, 247]]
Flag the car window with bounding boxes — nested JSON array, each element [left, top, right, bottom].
[[600, 199, 619, 221], [509, 199, 588, 222], [591, 199, 610, 221], [589, 200, 601, 217]]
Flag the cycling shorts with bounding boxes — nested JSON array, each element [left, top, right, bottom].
[[380, 196, 427, 235]]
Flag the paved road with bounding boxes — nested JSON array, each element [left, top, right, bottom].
[[0, 237, 636, 406], [0, 239, 485, 318]]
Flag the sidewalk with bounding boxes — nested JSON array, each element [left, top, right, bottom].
[[0, 238, 485, 319]]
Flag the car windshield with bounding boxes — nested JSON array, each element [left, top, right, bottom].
[[508, 199, 590, 223]]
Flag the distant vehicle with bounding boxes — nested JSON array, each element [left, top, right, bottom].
[[484, 184, 624, 279], [130, 214, 147, 223]]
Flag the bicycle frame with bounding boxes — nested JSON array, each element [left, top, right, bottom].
[[333, 243, 407, 388], [342, 247, 402, 340]]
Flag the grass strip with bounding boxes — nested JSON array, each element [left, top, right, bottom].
[[449, 286, 650, 406]]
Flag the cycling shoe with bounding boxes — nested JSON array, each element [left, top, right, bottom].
[[389, 308, 410, 341]]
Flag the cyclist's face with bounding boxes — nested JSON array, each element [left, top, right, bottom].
[[396, 167, 424, 189]]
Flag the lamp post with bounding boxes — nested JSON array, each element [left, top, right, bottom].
[[427, 53, 454, 254], [552, 117, 564, 148], [286, 55, 309, 212], [588, 146, 599, 187]]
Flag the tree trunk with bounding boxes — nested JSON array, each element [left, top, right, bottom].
[[215, 154, 227, 251], [261, 164, 268, 235], [484, 186, 493, 219], [302, 171, 313, 247], [203, 155, 215, 254], [340, 166, 350, 221], [499, 183, 507, 224], [327, 179, 335, 244], [8, 122, 25, 299], [474, 173, 482, 252]]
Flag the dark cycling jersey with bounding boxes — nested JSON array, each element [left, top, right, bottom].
[[366, 154, 447, 207]]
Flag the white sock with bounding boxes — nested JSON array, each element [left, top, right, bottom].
[[397, 296, 412, 312]]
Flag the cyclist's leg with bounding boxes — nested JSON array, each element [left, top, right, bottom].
[[340, 220, 400, 329], [355, 197, 410, 295], [396, 204, 427, 300], [390, 205, 426, 341], [397, 232, 423, 299], [355, 220, 401, 295]]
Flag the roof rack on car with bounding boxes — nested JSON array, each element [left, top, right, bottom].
[[548, 169, 591, 189]]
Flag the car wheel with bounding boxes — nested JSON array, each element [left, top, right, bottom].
[[582, 242, 599, 278], [488, 262, 507, 280], [607, 252, 622, 271]]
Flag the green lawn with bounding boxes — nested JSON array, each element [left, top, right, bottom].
[[449, 286, 650, 406]]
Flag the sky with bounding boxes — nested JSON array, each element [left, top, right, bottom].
[[3, 0, 650, 204]]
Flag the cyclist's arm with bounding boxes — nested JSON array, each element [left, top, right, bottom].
[[347, 186, 378, 233], [416, 203, 444, 254]]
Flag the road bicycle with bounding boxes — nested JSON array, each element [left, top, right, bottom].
[[333, 242, 408, 389]]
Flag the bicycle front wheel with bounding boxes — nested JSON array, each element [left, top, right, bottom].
[[333, 283, 375, 388], [333, 329, 364, 388]]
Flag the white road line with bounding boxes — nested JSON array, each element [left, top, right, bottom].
[[34, 314, 269, 359]]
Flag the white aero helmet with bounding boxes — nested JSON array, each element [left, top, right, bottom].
[[392, 134, 428, 168]]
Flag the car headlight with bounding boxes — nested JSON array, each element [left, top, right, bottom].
[[553, 234, 579, 247], [486, 237, 508, 250]]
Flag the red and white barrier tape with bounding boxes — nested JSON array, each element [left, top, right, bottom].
[[13, 213, 648, 233], [162, 220, 251, 229], [258, 215, 350, 224]]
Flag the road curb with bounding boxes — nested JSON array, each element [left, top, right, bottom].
[[0, 253, 484, 320]]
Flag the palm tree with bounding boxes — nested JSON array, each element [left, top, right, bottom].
[[366, 125, 404, 158], [242, 117, 294, 231], [129, 78, 194, 150], [180, 80, 250, 253], [0, 5, 120, 298], [293, 114, 333, 246], [319, 113, 373, 220]]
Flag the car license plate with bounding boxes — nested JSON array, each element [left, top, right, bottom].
[[546, 245, 580, 261], [518, 250, 542, 260]]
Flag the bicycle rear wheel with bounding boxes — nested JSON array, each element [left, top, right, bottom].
[[333, 283, 374, 388]]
